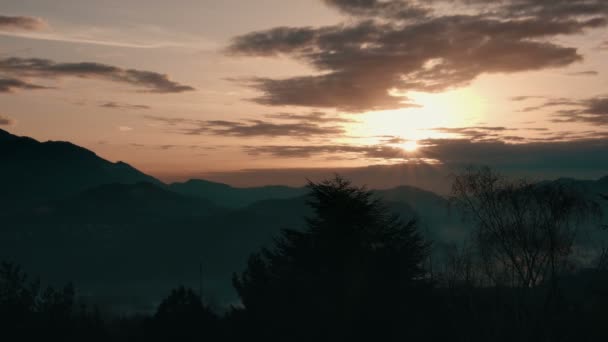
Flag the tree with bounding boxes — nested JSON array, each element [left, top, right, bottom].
[[232, 176, 431, 341], [451, 167, 589, 289], [0, 262, 39, 333], [150, 286, 219, 342], [0, 262, 86, 341]]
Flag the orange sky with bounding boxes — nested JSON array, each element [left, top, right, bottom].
[[1, 0, 607, 185]]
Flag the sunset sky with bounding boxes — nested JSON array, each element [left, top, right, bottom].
[[1, 0, 607, 189]]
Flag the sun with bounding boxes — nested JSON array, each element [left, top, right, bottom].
[[348, 88, 486, 143], [402, 140, 419, 152]]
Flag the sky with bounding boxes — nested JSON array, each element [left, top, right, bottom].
[[1, 0, 607, 191]]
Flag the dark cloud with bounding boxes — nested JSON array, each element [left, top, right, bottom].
[[245, 144, 411, 160], [146, 115, 346, 138], [518, 98, 581, 113], [227, 27, 318, 57], [0, 114, 15, 126], [243, 137, 608, 173], [0, 77, 49, 92], [264, 111, 356, 123], [515, 95, 608, 125], [510, 95, 545, 102], [431, 126, 510, 140], [228, 0, 605, 111], [417, 137, 608, 170], [324, 0, 608, 21], [100, 102, 151, 110], [566, 70, 599, 76], [322, 0, 430, 20], [197, 120, 345, 138], [0, 57, 194, 93], [0, 15, 46, 31], [494, 0, 608, 20], [553, 97, 608, 125]]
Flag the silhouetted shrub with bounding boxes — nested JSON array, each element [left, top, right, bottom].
[[149, 286, 219, 342]]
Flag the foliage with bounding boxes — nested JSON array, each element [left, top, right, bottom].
[[451, 166, 590, 288], [233, 176, 431, 341]]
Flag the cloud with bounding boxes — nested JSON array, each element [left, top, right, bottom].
[[417, 137, 608, 170], [118, 126, 134, 132], [322, 0, 430, 20], [517, 98, 581, 113], [516, 95, 608, 125], [227, 0, 606, 112], [0, 77, 49, 92], [264, 111, 356, 123], [0, 15, 46, 31], [431, 126, 510, 140], [242, 137, 608, 174], [245, 144, 415, 160], [100, 102, 151, 110], [0, 114, 15, 126], [510, 95, 545, 102], [146, 114, 346, 138], [0, 57, 194, 93], [323, 0, 608, 21], [198, 120, 345, 137], [552, 96, 608, 125], [566, 70, 599, 76]]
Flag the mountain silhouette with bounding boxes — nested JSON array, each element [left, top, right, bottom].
[[0, 128, 161, 209], [11, 182, 225, 224], [2, 128, 607, 313], [169, 179, 307, 208]]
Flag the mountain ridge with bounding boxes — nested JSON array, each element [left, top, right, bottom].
[[0, 128, 162, 207]]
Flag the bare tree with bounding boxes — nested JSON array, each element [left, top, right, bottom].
[[450, 167, 589, 289]]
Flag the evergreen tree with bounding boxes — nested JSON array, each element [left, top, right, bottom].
[[233, 176, 431, 341]]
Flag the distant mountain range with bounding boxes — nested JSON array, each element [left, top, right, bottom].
[[168, 179, 307, 208], [1, 128, 606, 313]]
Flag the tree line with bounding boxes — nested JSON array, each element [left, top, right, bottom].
[[1, 167, 607, 341]]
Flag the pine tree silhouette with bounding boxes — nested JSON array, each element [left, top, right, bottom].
[[233, 176, 431, 341]]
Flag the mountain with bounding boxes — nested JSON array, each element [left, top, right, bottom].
[[2, 128, 607, 313], [0, 128, 161, 208], [169, 179, 307, 208], [9, 182, 224, 224], [544, 177, 608, 201]]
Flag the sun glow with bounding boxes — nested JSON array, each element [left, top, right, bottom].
[[402, 140, 419, 152], [348, 88, 486, 143]]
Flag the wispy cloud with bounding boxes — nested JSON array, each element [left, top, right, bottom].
[[0, 15, 46, 31], [0, 57, 194, 93], [514, 95, 608, 125], [244, 144, 412, 160], [552, 97, 608, 125], [0, 114, 15, 126], [429, 126, 510, 141], [146, 114, 346, 138], [100, 102, 151, 110], [510, 96, 546, 102], [0, 22, 218, 49], [565, 70, 599, 76], [264, 111, 356, 123], [0, 77, 50, 92]]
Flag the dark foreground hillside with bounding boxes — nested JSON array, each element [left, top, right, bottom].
[[2, 130, 608, 341], [2, 174, 608, 342]]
